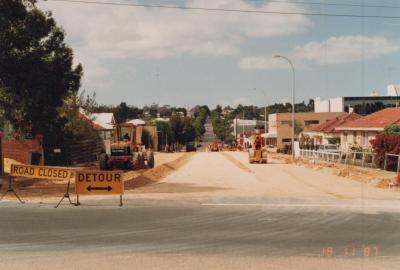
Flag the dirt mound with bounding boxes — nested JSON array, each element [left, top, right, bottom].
[[220, 152, 253, 173], [269, 153, 397, 189], [124, 153, 193, 190]]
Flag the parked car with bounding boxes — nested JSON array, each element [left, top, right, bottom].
[[318, 144, 339, 153], [186, 142, 197, 152]]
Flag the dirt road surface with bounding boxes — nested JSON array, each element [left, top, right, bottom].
[[1, 151, 400, 270]]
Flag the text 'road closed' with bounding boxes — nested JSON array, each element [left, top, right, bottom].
[[75, 170, 124, 195], [10, 164, 75, 181]]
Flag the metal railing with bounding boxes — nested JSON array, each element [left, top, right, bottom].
[[384, 153, 400, 173], [299, 149, 377, 168], [299, 149, 341, 163]]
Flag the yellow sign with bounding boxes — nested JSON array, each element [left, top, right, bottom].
[[75, 170, 124, 195], [10, 164, 75, 181]]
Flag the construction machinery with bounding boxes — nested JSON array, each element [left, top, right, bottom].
[[208, 142, 220, 152], [99, 123, 155, 170], [248, 133, 267, 164]]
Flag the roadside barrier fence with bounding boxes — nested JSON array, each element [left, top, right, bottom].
[[299, 149, 378, 169]]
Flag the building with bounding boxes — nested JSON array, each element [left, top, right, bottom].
[[335, 107, 400, 151], [314, 85, 400, 115], [265, 112, 344, 150], [232, 119, 266, 138], [89, 113, 116, 140], [301, 112, 362, 147], [126, 119, 146, 126], [80, 111, 116, 155]]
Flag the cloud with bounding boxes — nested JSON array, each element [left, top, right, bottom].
[[239, 56, 289, 70], [38, 0, 310, 63], [293, 35, 400, 64], [239, 35, 400, 70]]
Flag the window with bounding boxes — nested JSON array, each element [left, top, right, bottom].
[[305, 120, 319, 125], [282, 138, 291, 143], [281, 120, 291, 125]]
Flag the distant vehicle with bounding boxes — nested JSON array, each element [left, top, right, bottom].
[[186, 142, 197, 152], [318, 144, 339, 153], [209, 143, 220, 152]]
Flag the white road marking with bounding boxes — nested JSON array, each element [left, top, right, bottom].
[[201, 203, 400, 210]]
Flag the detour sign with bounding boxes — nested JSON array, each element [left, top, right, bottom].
[[10, 164, 75, 181], [75, 170, 124, 195]]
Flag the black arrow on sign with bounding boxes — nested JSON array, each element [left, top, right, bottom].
[[86, 186, 112, 192]]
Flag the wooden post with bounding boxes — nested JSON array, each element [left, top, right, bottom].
[[0, 132, 3, 176], [362, 152, 366, 167], [384, 154, 387, 171], [397, 155, 400, 173]]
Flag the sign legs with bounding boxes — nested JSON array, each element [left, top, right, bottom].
[[0, 176, 24, 204], [75, 194, 80, 206], [54, 180, 74, 208]]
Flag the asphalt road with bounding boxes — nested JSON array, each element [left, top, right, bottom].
[[1, 152, 400, 269]]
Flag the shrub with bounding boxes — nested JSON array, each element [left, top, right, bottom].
[[370, 133, 400, 169]]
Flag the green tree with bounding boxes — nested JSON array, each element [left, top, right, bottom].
[[59, 92, 100, 142], [182, 118, 196, 143], [156, 121, 174, 148], [384, 124, 400, 135], [0, 0, 83, 138], [113, 102, 142, 123]]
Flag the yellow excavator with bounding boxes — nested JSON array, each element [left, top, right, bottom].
[[248, 133, 267, 164]]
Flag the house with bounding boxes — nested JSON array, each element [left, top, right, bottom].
[[265, 112, 344, 150], [301, 112, 362, 147], [89, 113, 116, 140], [126, 119, 146, 126], [335, 107, 400, 151], [79, 111, 116, 155]]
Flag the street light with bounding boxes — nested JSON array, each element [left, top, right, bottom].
[[274, 55, 295, 159]]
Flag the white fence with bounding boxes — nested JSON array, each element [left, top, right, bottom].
[[384, 154, 400, 173], [299, 149, 377, 168]]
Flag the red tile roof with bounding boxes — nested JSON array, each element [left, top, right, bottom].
[[336, 108, 400, 131], [308, 112, 362, 133]]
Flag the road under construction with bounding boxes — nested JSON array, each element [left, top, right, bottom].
[[1, 151, 400, 269]]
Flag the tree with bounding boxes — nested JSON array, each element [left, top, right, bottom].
[[0, 0, 83, 138], [59, 91, 100, 142], [384, 124, 400, 135], [113, 102, 141, 123], [371, 133, 400, 169], [156, 121, 174, 147], [114, 102, 130, 123], [182, 118, 196, 143]]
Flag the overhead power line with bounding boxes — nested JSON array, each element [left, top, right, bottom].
[[45, 0, 400, 19], [259, 0, 400, 9]]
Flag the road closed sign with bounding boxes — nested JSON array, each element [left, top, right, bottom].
[[75, 170, 124, 195], [10, 164, 75, 181]]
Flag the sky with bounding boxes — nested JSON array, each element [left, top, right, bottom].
[[38, 0, 400, 108]]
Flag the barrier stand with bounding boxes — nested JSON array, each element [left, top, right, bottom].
[[54, 180, 75, 208], [75, 193, 123, 207], [76, 194, 80, 206], [0, 176, 25, 204]]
